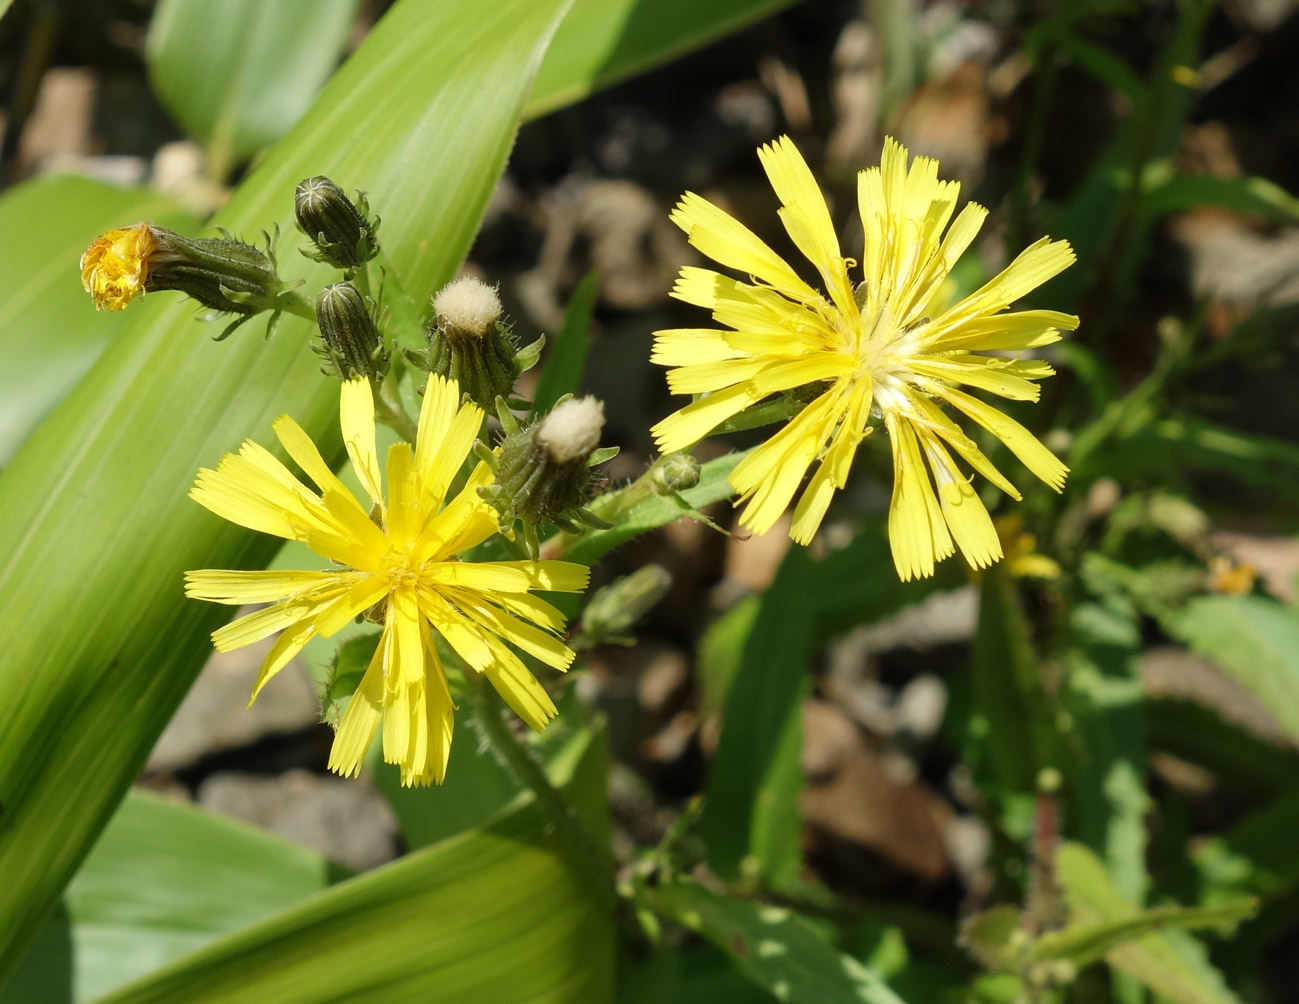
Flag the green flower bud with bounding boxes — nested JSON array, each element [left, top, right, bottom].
[[314, 282, 388, 381], [294, 176, 380, 270], [571, 565, 673, 648], [480, 395, 615, 554], [413, 277, 531, 410], [651, 452, 700, 493]]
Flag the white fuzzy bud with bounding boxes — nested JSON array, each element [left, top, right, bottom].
[[536, 396, 605, 464], [432, 276, 501, 338]]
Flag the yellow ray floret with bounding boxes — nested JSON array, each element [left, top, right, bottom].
[[650, 135, 1078, 580], [186, 375, 589, 786]]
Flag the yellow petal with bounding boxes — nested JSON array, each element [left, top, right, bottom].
[[733, 388, 844, 537], [273, 413, 353, 501], [789, 387, 872, 544], [758, 135, 858, 321], [885, 414, 953, 581], [453, 596, 575, 671], [478, 634, 557, 732], [416, 377, 484, 517], [921, 433, 1002, 570], [311, 574, 390, 638], [248, 617, 317, 702], [340, 377, 385, 510], [929, 383, 1068, 491], [670, 191, 818, 301], [328, 629, 388, 779], [651, 328, 746, 367], [184, 568, 342, 605]]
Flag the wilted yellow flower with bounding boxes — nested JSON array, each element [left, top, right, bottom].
[[652, 136, 1077, 580], [80, 222, 157, 311], [185, 375, 589, 786]]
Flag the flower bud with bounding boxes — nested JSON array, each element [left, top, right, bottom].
[[314, 282, 388, 381], [651, 452, 700, 493], [294, 176, 379, 270], [413, 276, 529, 410], [80, 221, 285, 317], [480, 395, 615, 553], [571, 564, 673, 648]]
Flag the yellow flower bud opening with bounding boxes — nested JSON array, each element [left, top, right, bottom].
[[79, 222, 158, 311]]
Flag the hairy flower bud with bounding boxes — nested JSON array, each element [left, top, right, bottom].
[[80, 222, 284, 317], [571, 564, 673, 649], [314, 282, 388, 381], [294, 176, 379, 270], [413, 276, 531, 410], [479, 395, 616, 554]]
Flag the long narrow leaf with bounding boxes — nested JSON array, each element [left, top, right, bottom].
[[92, 746, 612, 1004], [526, 0, 796, 119]]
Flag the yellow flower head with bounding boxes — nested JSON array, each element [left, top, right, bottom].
[[185, 376, 589, 786], [652, 136, 1078, 580], [80, 222, 158, 311]]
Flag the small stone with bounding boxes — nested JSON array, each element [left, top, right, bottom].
[[198, 769, 399, 872]]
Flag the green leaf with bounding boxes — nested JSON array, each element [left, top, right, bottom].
[[532, 269, 599, 416], [91, 747, 613, 1004], [700, 523, 951, 887], [1141, 173, 1299, 224], [526, 0, 796, 119], [1035, 902, 1257, 969], [1055, 842, 1252, 1004], [701, 545, 813, 888], [0, 177, 198, 465], [555, 450, 744, 565], [1065, 603, 1150, 910], [1164, 595, 1299, 746], [1194, 787, 1299, 902], [0, 0, 574, 985], [147, 0, 361, 177], [969, 570, 1053, 796], [8, 790, 346, 1004], [645, 878, 908, 1004]]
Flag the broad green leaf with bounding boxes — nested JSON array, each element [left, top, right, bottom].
[[645, 878, 908, 1004], [532, 269, 599, 416], [526, 0, 796, 119], [147, 0, 361, 178], [1165, 595, 1299, 746], [554, 450, 744, 565], [0, 177, 197, 465], [92, 744, 613, 1004], [9, 791, 346, 1004], [1056, 843, 1250, 1004], [0, 0, 573, 984], [1141, 173, 1299, 224]]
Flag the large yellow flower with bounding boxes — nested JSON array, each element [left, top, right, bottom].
[[80, 222, 157, 311], [652, 136, 1077, 580], [185, 375, 588, 785]]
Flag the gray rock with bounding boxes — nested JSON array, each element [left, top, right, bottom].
[[147, 640, 321, 773], [198, 769, 399, 872]]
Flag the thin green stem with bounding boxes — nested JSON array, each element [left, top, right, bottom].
[[470, 683, 616, 907], [374, 367, 419, 443], [279, 290, 317, 323]]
